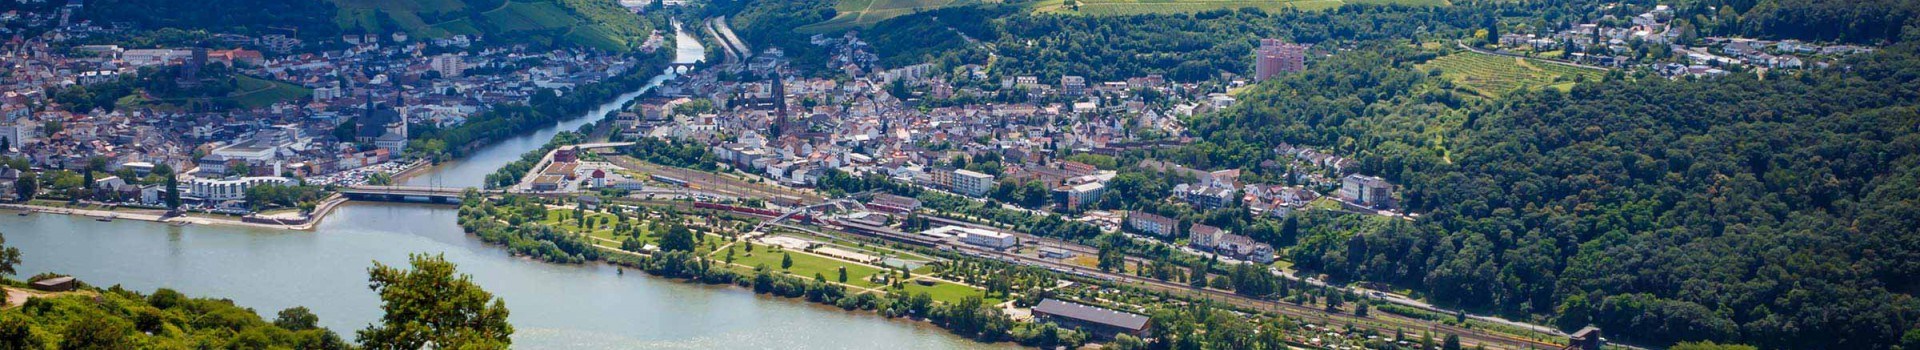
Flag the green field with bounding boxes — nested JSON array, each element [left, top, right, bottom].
[[1028, 0, 1446, 16], [799, 0, 980, 33], [1418, 50, 1603, 98], [724, 246, 891, 288], [229, 76, 312, 109], [330, 0, 650, 51]]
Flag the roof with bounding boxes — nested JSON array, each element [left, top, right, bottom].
[[1033, 298, 1149, 331]]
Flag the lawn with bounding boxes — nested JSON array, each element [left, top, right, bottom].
[[724, 246, 891, 288], [894, 280, 995, 304], [1028, 0, 1446, 16], [1418, 50, 1603, 98]]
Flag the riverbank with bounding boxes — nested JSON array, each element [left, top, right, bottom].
[[0, 194, 346, 231]]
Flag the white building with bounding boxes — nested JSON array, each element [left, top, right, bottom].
[[189, 176, 293, 201], [952, 169, 995, 197], [925, 226, 1019, 250]]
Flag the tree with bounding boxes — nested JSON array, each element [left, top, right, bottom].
[[359, 253, 513, 349], [275, 306, 321, 331], [0, 230, 18, 279], [1443, 334, 1462, 350], [659, 224, 696, 252], [781, 252, 794, 270], [837, 266, 849, 283], [0, 316, 41, 349], [157, 164, 180, 211]]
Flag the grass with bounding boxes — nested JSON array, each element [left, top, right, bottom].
[[228, 75, 311, 109], [725, 246, 891, 288], [1418, 50, 1603, 98], [1028, 0, 1446, 16]]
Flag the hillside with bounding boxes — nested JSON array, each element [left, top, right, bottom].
[[332, 0, 654, 52], [1173, 41, 1920, 348], [80, 0, 654, 52], [1027, 0, 1446, 16]]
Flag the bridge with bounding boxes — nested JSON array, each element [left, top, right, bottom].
[[339, 185, 500, 204], [668, 62, 698, 74]]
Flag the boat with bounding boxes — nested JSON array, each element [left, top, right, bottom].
[[14, 211, 27, 216]]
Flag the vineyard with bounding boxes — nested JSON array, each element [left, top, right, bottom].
[[799, 0, 979, 32], [1419, 50, 1602, 98]]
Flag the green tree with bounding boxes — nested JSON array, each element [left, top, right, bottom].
[[275, 306, 321, 331], [359, 253, 513, 349], [157, 164, 180, 211], [837, 266, 849, 283], [659, 224, 696, 252], [1443, 334, 1462, 350], [781, 252, 793, 270]]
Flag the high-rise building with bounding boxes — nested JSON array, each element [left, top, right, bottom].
[[1253, 39, 1308, 82]]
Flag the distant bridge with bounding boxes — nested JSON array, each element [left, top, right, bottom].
[[339, 185, 500, 204]]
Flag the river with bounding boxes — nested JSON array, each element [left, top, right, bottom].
[[1, 23, 1010, 350]]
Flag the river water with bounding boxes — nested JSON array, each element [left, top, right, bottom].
[[2, 24, 1009, 350]]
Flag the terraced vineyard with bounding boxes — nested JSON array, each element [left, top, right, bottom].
[[1028, 0, 1447, 16], [1419, 50, 1603, 98]]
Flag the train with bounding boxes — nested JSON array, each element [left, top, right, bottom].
[[651, 174, 689, 187]]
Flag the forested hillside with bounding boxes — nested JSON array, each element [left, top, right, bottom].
[[79, 0, 655, 52], [1175, 35, 1920, 347]]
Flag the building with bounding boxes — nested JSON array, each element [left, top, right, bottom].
[[430, 54, 464, 78], [867, 193, 922, 214], [1253, 39, 1309, 82], [1052, 182, 1105, 210], [1032, 298, 1151, 339], [29, 276, 77, 292], [1126, 211, 1177, 237], [958, 228, 1017, 250], [0, 165, 19, 201], [1039, 247, 1074, 259], [926, 226, 1019, 250], [951, 169, 995, 197], [1564, 326, 1604, 350], [188, 176, 293, 201], [1339, 174, 1394, 209], [1188, 223, 1274, 264], [1060, 75, 1086, 96], [1174, 183, 1235, 209]]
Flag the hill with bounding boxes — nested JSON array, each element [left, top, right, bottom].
[[332, 0, 654, 52], [797, 0, 984, 33], [1417, 49, 1603, 98], [79, 0, 654, 52]]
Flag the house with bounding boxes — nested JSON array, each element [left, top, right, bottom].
[[1174, 183, 1235, 209], [29, 276, 77, 292], [1032, 298, 1152, 339], [0, 165, 19, 201], [1126, 212, 1177, 237], [1189, 223, 1275, 264]]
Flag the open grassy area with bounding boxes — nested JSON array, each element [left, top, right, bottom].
[[1418, 50, 1603, 98], [1028, 0, 1446, 16], [229, 75, 311, 109], [723, 246, 891, 288]]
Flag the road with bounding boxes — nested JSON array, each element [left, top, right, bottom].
[[708, 16, 751, 61]]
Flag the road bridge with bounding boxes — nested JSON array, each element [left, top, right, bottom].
[[339, 185, 500, 204]]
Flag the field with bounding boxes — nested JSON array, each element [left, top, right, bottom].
[[1418, 50, 1604, 98], [329, 0, 650, 51], [1027, 0, 1446, 16], [799, 0, 981, 33]]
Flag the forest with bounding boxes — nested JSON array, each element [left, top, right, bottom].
[[1166, 31, 1920, 348]]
